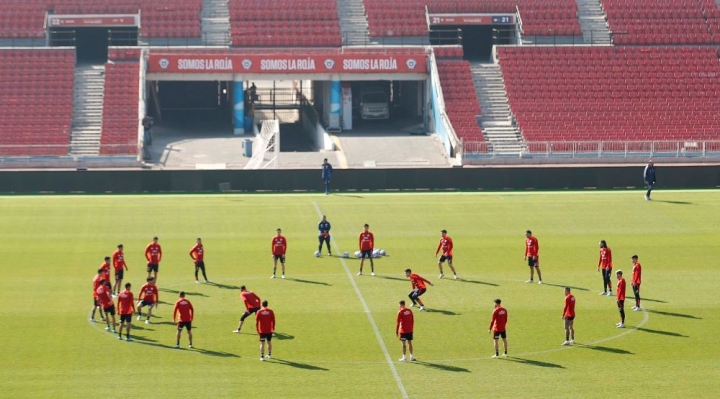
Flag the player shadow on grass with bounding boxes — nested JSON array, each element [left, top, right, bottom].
[[456, 278, 499, 287], [210, 282, 241, 290], [413, 361, 470, 373], [645, 309, 700, 319], [424, 308, 459, 316], [579, 345, 633, 355], [539, 282, 590, 292], [502, 357, 564, 369], [273, 332, 295, 340], [640, 298, 667, 304], [376, 276, 408, 282], [637, 327, 688, 338], [653, 200, 695, 205], [285, 278, 332, 286], [193, 348, 240, 358], [269, 358, 329, 371], [159, 288, 208, 297]]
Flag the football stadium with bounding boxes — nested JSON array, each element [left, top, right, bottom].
[[1, 0, 719, 398]]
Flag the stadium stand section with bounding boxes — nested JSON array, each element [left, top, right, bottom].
[[498, 46, 720, 143], [100, 51, 140, 155], [436, 60, 485, 143], [0, 0, 202, 39], [0, 49, 74, 156], [364, 0, 581, 38], [603, 0, 719, 44], [229, 0, 342, 47]]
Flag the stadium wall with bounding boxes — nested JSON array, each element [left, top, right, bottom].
[[0, 165, 718, 193]]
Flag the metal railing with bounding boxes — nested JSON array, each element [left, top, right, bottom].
[[0, 144, 139, 159], [491, 27, 612, 46], [341, 31, 429, 47], [463, 140, 720, 159]]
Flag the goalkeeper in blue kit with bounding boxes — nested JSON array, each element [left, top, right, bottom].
[[318, 215, 332, 256]]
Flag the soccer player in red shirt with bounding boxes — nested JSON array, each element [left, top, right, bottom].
[[405, 269, 433, 311], [91, 268, 106, 322], [561, 287, 576, 345], [358, 224, 375, 276], [631, 255, 642, 311], [190, 238, 210, 284], [173, 291, 194, 349], [145, 236, 162, 282], [96, 280, 117, 333], [233, 285, 261, 333], [116, 282, 135, 342], [396, 300, 415, 362], [271, 228, 287, 279], [616, 270, 627, 328], [112, 244, 128, 297], [488, 298, 508, 358], [435, 229, 457, 279], [100, 256, 112, 292], [137, 276, 159, 324], [524, 230, 543, 284], [256, 300, 275, 360], [597, 240, 613, 296]]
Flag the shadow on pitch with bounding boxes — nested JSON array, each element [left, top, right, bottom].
[[377, 276, 407, 282], [503, 357, 564, 368], [540, 282, 590, 292], [640, 298, 667, 304], [414, 361, 470, 373], [424, 308, 459, 316], [637, 327, 688, 338], [269, 358, 328, 371], [645, 309, 701, 320], [286, 278, 331, 286], [654, 200, 694, 205], [210, 282, 241, 290], [456, 278, 499, 287], [159, 288, 208, 297], [273, 332, 295, 340], [580, 345, 633, 355], [194, 348, 240, 358]]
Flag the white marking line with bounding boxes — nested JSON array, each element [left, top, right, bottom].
[[313, 201, 409, 399]]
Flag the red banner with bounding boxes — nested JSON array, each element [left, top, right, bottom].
[[429, 14, 515, 25], [47, 15, 138, 27], [147, 54, 427, 74]]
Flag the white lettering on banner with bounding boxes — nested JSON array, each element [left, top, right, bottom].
[[342, 58, 398, 71], [260, 58, 316, 71], [177, 58, 233, 71]]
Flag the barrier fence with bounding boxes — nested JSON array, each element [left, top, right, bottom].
[[0, 144, 138, 158]]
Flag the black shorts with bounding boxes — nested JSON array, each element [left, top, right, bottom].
[[120, 314, 133, 323], [439, 255, 453, 263], [259, 333, 273, 341], [318, 235, 330, 243], [617, 300, 625, 308], [177, 321, 192, 331], [93, 297, 100, 307], [195, 261, 205, 269], [103, 305, 116, 315], [242, 307, 261, 318], [565, 316, 575, 321], [115, 270, 124, 280], [632, 283, 640, 291], [527, 256, 538, 267], [399, 332, 413, 341], [411, 288, 427, 297], [493, 331, 507, 339], [361, 249, 373, 258], [147, 264, 159, 273], [140, 300, 156, 307], [273, 254, 286, 263]]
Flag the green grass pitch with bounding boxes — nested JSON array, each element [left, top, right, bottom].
[[0, 191, 718, 398]]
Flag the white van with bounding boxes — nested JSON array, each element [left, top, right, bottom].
[[358, 90, 390, 120]]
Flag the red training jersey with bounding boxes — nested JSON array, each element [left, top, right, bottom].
[[396, 307, 414, 334], [525, 236, 539, 257], [241, 291, 261, 310], [409, 273, 431, 290], [145, 243, 162, 264], [100, 262, 111, 282], [173, 298, 194, 322], [271, 235, 287, 255], [436, 236, 454, 257], [93, 274, 103, 298], [563, 294, 576, 318], [139, 283, 159, 303], [96, 285, 113, 308], [256, 307, 275, 334], [359, 231, 374, 251], [616, 278, 626, 301], [632, 263, 642, 285], [112, 250, 126, 271], [190, 243, 204, 262], [489, 306, 508, 332], [598, 247, 612, 270], [117, 290, 135, 315]]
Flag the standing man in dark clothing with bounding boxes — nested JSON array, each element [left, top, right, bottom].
[[643, 160, 656, 201], [142, 116, 154, 145], [321, 158, 333, 195], [318, 215, 332, 256]]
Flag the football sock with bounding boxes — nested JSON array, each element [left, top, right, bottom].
[[619, 309, 625, 322], [495, 350, 499, 356]]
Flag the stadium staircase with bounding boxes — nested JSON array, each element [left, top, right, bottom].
[[576, 0, 612, 44], [201, 0, 231, 46], [469, 62, 523, 155], [337, 0, 370, 45], [69, 64, 105, 156]]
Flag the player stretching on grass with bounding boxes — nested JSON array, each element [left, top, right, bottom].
[[631, 255, 642, 311], [436, 229, 457, 279], [396, 300, 415, 362], [562, 287, 575, 345], [145, 236, 162, 282], [233, 286, 261, 333], [256, 301, 275, 360], [137, 277, 158, 324], [112, 244, 128, 297], [173, 291, 194, 349], [488, 299, 508, 358], [405, 269, 433, 311], [524, 230, 543, 284], [597, 240, 613, 296], [358, 224, 375, 276], [271, 228, 287, 279], [190, 238, 210, 283], [116, 283, 135, 342], [96, 280, 116, 333], [616, 270, 627, 328]]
